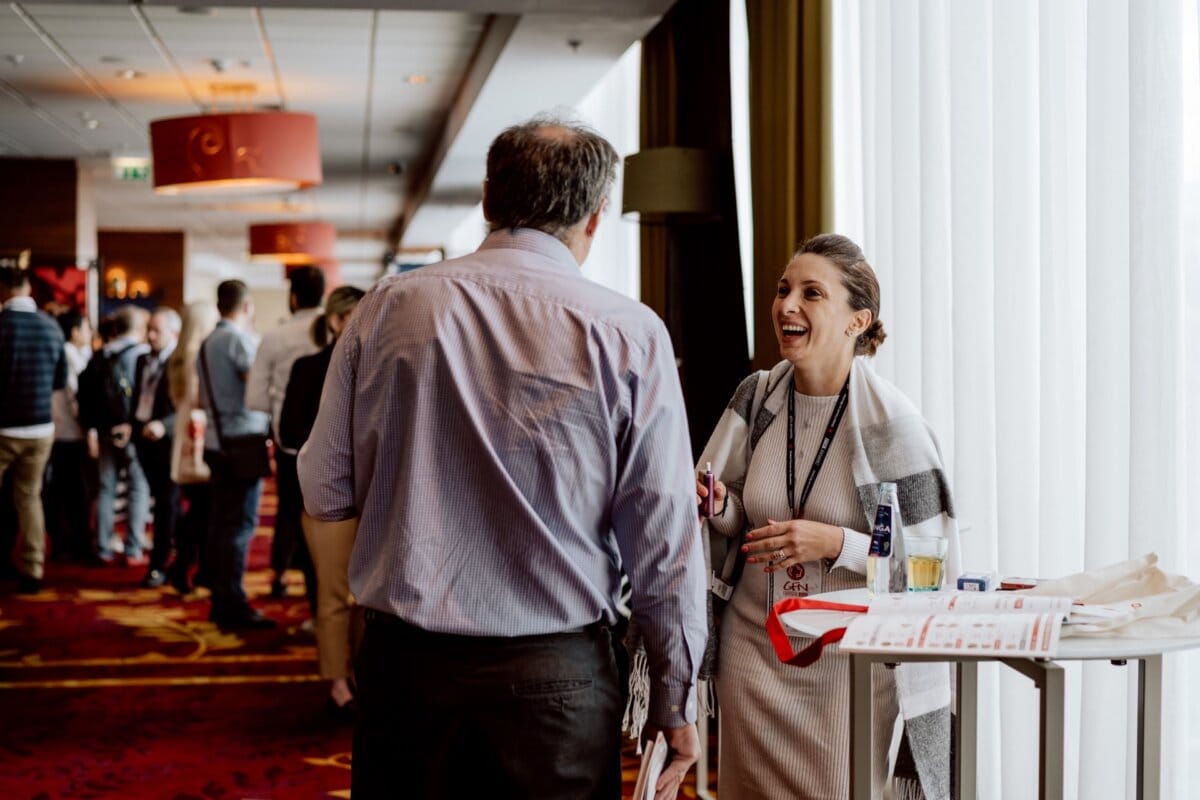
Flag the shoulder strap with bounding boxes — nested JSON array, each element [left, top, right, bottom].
[[713, 368, 778, 601], [197, 341, 227, 448], [745, 367, 774, 455]]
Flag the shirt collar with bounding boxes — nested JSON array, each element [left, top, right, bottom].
[[3, 296, 36, 312], [103, 335, 140, 354], [476, 228, 580, 275]]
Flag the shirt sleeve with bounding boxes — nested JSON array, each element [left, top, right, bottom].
[[609, 321, 707, 729], [244, 333, 272, 413], [832, 527, 871, 574], [297, 314, 362, 522]]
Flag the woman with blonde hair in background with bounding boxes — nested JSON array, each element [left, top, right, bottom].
[[165, 301, 220, 595], [278, 285, 366, 718]]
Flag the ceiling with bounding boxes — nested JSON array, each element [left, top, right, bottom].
[[0, 0, 671, 288]]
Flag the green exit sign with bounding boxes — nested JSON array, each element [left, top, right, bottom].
[[112, 158, 151, 182], [119, 164, 149, 181]]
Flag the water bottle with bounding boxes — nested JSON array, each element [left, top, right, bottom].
[[867, 482, 902, 597]]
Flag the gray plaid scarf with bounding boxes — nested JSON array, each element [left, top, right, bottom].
[[626, 357, 960, 800]]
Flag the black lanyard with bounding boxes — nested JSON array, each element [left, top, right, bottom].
[[764, 374, 851, 606], [723, 373, 850, 599], [786, 375, 851, 519]]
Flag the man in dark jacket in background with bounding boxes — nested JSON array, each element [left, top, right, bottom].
[[133, 308, 181, 587], [0, 266, 67, 593]]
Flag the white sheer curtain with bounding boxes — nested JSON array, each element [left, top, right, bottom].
[[833, 1, 1198, 797]]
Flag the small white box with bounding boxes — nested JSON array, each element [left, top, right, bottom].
[[957, 572, 997, 592]]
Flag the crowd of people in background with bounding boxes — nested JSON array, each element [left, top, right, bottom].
[[0, 264, 364, 715]]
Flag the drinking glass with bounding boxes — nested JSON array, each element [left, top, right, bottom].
[[905, 535, 948, 592]]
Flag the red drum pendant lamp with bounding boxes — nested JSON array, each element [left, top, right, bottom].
[[150, 111, 322, 195], [248, 221, 336, 266]]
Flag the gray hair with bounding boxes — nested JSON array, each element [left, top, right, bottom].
[[483, 115, 618, 243]]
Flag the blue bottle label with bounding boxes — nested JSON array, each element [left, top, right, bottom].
[[869, 505, 892, 557]]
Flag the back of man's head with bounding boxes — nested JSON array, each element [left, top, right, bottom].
[[109, 306, 138, 339], [217, 279, 250, 317], [289, 266, 325, 311], [483, 117, 618, 243], [0, 266, 31, 295]]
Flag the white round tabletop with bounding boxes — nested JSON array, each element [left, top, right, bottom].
[[802, 589, 1200, 661]]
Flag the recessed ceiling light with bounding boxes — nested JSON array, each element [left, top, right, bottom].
[[405, 74, 429, 85], [117, 69, 144, 80], [178, 6, 214, 15], [85, 119, 100, 130], [5, 54, 24, 67], [99, 55, 125, 64]]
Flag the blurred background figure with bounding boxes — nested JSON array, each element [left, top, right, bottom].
[[165, 302, 219, 595], [0, 266, 67, 594], [246, 265, 324, 600], [134, 308, 181, 588], [280, 285, 365, 717], [43, 308, 95, 563], [79, 307, 150, 567], [198, 280, 273, 630]]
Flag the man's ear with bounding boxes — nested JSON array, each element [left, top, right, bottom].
[[583, 196, 608, 239]]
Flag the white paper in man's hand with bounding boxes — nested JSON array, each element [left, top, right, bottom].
[[631, 731, 668, 800]]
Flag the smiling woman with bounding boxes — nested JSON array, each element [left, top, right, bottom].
[[773, 234, 884, 397], [694, 232, 959, 800]]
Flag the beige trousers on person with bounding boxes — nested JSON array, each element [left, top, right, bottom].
[[301, 511, 362, 680], [0, 434, 55, 580]]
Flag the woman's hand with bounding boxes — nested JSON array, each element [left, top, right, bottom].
[[695, 475, 727, 515], [742, 518, 844, 572]]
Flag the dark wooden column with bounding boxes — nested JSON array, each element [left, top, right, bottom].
[[639, 0, 751, 457]]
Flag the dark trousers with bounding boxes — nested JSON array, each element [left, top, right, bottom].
[[203, 451, 262, 615], [170, 482, 211, 586], [270, 450, 302, 575], [353, 611, 622, 800], [139, 436, 180, 572], [271, 451, 317, 612], [42, 440, 96, 561]]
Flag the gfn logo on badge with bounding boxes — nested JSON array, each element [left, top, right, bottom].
[[783, 563, 809, 595]]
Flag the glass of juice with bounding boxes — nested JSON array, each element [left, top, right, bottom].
[[905, 535, 948, 592]]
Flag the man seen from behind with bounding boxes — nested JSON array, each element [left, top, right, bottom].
[[298, 117, 707, 799], [0, 266, 67, 594]]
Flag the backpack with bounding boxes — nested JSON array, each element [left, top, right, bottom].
[[78, 343, 137, 430]]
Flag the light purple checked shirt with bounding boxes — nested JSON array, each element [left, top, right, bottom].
[[298, 228, 707, 727]]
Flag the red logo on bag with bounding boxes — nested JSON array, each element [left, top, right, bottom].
[[787, 563, 806, 581]]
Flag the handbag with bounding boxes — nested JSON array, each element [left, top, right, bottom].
[[171, 403, 212, 484], [198, 340, 272, 482]]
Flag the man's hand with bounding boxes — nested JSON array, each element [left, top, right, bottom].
[[642, 723, 700, 800], [142, 420, 166, 442]]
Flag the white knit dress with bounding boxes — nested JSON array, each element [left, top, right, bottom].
[[713, 391, 899, 800]]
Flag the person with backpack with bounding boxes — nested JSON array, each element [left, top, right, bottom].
[[79, 306, 150, 566]]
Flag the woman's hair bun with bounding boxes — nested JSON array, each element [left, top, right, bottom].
[[857, 319, 887, 357]]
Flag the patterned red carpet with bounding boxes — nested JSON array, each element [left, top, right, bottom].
[[0, 487, 716, 799]]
